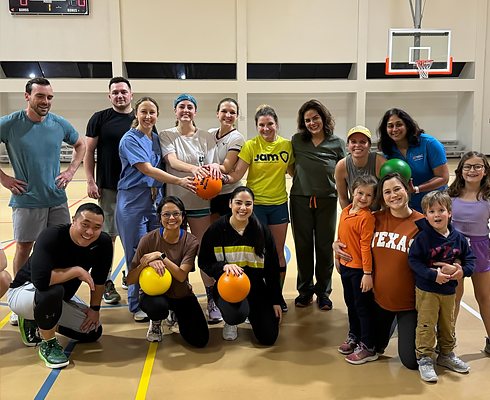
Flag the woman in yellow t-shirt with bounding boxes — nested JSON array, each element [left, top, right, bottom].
[[223, 105, 294, 312]]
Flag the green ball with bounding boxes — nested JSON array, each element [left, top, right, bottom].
[[380, 159, 412, 183]]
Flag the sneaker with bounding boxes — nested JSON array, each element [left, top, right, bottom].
[[38, 338, 69, 369], [9, 312, 18, 326], [134, 310, 149, 323], [338, 335, 358, 355], [222, 323, 238, 341], [103, 280, 121, 304], [317, 297, 333, 311], [418, 357, 438, 382], [19, 317, 42, 347], [146, 320, 163, 342], [345, 344, 378, 365], [437, 352, 470, 373], [121, 271, 128, 290], [245, 317, 250, 324], [165, 311, 180, 334], [485, 337, 490, 355], [280, 296, 288, 313], [206, 298, 223, 325], [295, 295, 313, 308]]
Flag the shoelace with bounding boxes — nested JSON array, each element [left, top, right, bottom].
[[151, 322, 162, 335]]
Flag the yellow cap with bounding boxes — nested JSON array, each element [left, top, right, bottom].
[[347, 125, 371, 141]]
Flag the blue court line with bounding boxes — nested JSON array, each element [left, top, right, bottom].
[[111, 257, 126, 282], [1, 239, 14, 244], [285, 245, 291, 264], [34, 341, 76, 400]]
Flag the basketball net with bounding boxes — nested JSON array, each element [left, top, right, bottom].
[[415, 59, 434, 79]]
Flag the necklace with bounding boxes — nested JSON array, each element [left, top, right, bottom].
[[230, 218, 247, 234]]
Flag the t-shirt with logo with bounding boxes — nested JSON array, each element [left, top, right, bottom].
[[238, 135, 295, 205], [371, 208, 424, 312]]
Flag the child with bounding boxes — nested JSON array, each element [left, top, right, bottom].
[[408, 191, 476, 382], [335, 175, 378, 364], [448, 151, 490, 355]]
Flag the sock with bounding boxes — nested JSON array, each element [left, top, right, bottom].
[[205, 286, 214, 302]]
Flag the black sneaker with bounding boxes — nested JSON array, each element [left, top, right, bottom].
[[280, 296, 288, 313], [317, 297, 333, 311], [19, 317, 42, 347], [295, 295, 313, 308], [103, 280, 121, 304], [121, 271, 128, 290]]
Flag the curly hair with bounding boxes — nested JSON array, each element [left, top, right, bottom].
[[448, 151, 490, 201], [296, 100, 335, 142], [377, 108, 423, 156]]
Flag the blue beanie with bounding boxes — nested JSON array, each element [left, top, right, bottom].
[[174, 94, 197, 110]]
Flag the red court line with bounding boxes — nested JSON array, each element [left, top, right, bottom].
[[2, 196, 89, 251]]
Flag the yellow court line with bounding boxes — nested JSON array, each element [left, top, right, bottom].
[[0, 312, 11, 330], [135, 342, 158, 400]]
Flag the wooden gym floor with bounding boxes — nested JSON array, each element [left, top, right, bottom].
[[1, 159, 489, 400]]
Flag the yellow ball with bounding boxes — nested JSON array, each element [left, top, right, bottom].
[[139, 266, 172, 296]]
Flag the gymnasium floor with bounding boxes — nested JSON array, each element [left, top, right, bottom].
[[1, 160, 489, 400]]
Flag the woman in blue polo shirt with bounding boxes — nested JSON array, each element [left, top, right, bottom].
[[376, 108, 449, 213]]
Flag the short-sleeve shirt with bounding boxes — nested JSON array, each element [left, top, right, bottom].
[[238, 135, 295, 205], [118, 128, 163, 190], [159, 127, 217, 210], [86, 108, 135, 190], [209, 128, 245, 195], [130, 229, 199, 299], [371, 209, 424, 312], [10, 224, 113, 301], [0, 110, 79, 208], [290, 133, 345, 197], [387, 133, 447, 212]]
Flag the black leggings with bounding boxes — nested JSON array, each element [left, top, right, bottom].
[[139, 293, 209, 348], [214, 279, 279, 346], [373, 302, 418, 370]]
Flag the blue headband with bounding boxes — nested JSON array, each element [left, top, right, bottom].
[[174, 94, 197, 110]]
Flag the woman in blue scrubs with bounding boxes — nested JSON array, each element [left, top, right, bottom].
[[116, 97, 195, 321]]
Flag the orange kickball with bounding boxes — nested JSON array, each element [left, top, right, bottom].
[[217, 272, 251, 303], [194, 176, 222, 200]]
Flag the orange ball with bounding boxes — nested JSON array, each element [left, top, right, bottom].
[[217, 272, 251, 303], [194, 176, 222, 200]]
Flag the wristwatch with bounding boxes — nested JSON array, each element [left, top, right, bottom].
[[414, 186, 420, 194], [158, 252, 166, 262]]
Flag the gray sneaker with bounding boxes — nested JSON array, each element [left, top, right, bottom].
[[103, 280, 121, 304], [484, 337, 490, 355], [418, 357, 438, 382], [146, 320, 163, 342], [437, 352, 470, 373]]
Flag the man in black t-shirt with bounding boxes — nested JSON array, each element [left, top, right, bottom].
[[84, 77, 134, 304], [7, 203, 112, 369]]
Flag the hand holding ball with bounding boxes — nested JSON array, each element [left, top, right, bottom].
[[194, 176, 222, 200], [217, 272, 251, 303], [139, 266, 172, 296]]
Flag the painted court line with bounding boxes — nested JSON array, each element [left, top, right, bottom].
[[461, 301, 483, 321], [0, 312, 10, 330], [135, 342, 159, 400]]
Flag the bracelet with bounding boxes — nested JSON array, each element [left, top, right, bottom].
[[90, 305, 101, 312], [222, 174, 230, 184], [363, 272, 372, 275]]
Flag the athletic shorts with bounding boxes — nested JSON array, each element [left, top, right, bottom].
[[466, 235, 490, 273], [12, 203, 70, 242], [253, 202, 289, 226], [98, 189, 118, 236], [210, 193, 232, 216], [187, 209, 211, 219]]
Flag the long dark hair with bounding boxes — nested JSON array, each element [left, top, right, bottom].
[[157, 196, 187, 230], [448, 151, 490, 201], [230, 186, 266, 258], [297, 99, 335, 142], [377, 108, 423, 156]]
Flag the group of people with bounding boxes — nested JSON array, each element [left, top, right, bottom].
[[0, 78, 489, 382]]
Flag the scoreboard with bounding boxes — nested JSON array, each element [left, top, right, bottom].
[[9, 0, 89, 15]]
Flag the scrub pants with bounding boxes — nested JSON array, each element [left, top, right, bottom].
[[116, 187, 160, 313]]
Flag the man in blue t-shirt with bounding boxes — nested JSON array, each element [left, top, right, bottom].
[[0, 78, 85, 326]]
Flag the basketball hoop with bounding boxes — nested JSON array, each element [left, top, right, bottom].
[[415, 59, 434, 79]]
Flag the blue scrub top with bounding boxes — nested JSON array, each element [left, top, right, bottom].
[[386, 133, 447, 212], [118, 128, 164, 190]]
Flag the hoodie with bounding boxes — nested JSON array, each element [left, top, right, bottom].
[[408, 218, 475, 295]]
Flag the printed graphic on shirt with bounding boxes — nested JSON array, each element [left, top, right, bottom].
[[253, 151, 290, 163], [372, 231, 415, 253]]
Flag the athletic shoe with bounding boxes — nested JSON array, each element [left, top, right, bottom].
[[485, 337, 490, 355], [121, 271, 128, 290], [317, 297, 333, 311], [437, 352, 470, 373], [294, 295, 313, 308], [245, 317, 250, 324], [9, 312, 18, 326], [280, 296, 288, 313], [134, 310, 149, 323], [103, 280, 121, 304], [19, 317, 42, 347], [206, 298, 223, 324], [418, 357, 438, 382], [338, 335, 358, 355], [345, 344, 378, 365], [38, 338, 69, 369], [146, 320, 163, 342], [222, 323, 238, 341], [165, 311, 180, 334]]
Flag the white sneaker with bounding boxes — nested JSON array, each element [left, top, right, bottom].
[[245, 317, 250, 324], [146, 320, 163, 342], [437, 352, 470, 373], [9, 312, 18, 326], [222, 323, 238, 341], [134, 310, 149, 322], [418, 357, 438, 382]]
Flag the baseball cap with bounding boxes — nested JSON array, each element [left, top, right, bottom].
[[347, 125, 371, 141]]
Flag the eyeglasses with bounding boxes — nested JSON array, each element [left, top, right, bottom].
[[462, 164, 485, 171], [160, 211, 183, 220]]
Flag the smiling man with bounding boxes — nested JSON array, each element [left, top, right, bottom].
[[6, 203, 113, 369]]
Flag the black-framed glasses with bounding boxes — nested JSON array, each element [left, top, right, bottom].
[[160, 211, 183, 220], [462, 164, 485, 171]]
